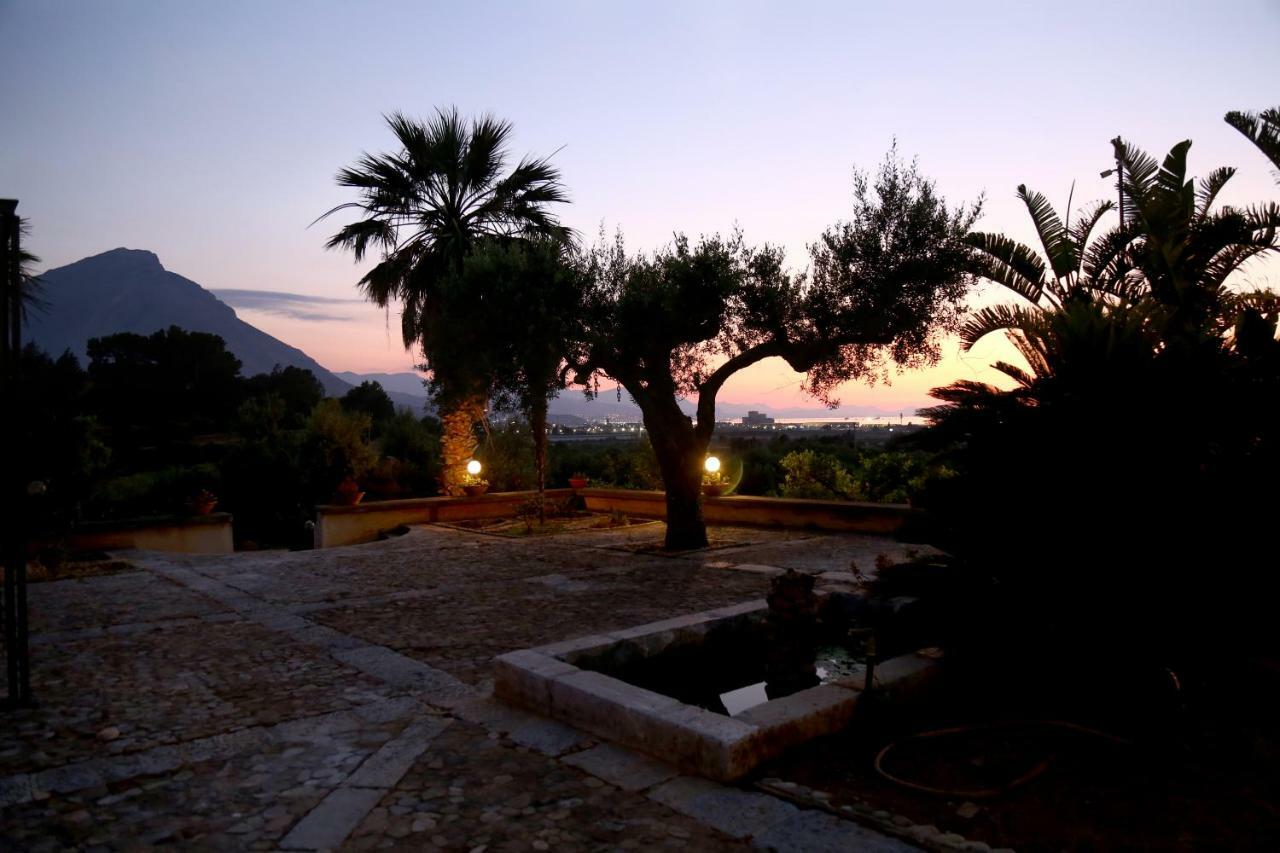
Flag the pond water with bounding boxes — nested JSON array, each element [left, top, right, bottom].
[[585, 625, 868, 718]]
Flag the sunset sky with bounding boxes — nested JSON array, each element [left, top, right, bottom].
[[3, 0, 1278, 414]]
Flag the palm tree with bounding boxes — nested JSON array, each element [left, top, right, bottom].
[[1226, 106, 1280, 182], [318, 108, 572, 493], [1, 211, 43, 372]]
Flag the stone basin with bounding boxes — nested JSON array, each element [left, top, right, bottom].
[[494, 601, 942, 781]]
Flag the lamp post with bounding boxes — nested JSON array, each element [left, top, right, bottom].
[[1, 198, 32, 708]]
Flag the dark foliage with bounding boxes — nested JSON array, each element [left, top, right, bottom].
[[242, 365, 325, 429], [341, 380, 396, 432], [915, 137, 1280, 679]]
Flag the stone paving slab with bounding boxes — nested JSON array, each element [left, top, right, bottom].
[[561, 743, 679, 792], [754, 809, 922, 852], [339, 717, 748, 852], [648, 775, 801, 840]]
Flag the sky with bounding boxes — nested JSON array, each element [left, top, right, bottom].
[[2, 0, 1278, 415]]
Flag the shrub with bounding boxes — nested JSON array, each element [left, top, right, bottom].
[[778, 450, 859, 500]]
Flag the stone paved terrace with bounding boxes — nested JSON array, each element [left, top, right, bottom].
[[1, 522, 924, 851]]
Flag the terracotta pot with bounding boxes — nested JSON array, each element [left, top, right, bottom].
[[568, 478, 589, 490], [463, 484, 489, 497], [191, 499, 218, 516], [336, 489, 365, 506], [702, 483, 730, 497]]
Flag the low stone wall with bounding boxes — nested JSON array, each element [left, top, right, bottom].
[[314, 489, 576, 549], [580, 489, 915, 535], [53, 513, 235, 555]]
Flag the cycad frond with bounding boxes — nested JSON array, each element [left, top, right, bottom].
[[1068, 200, 1114, 273], [1113, 137, 1160, 227], [959, 304, 1042, 349], [962, 232, 1047, 304], [1195, 167, 1236, 224], [1017, 185, 1076, 277], [1080, 225, 1139, 294]]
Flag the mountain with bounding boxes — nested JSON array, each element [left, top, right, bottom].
[[20, 248, 443, 408], [334, 371, 428, 400]]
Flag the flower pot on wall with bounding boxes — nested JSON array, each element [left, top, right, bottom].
[[702, 483, 730, 497], [568, 477, 589, 490], [463, 484, 489, 497], [335, 477, 365, 506]]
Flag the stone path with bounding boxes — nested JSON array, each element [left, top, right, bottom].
[[2, 523, 921, 851]]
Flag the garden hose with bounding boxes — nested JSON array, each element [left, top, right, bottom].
[[873, 720, 1132, 800]]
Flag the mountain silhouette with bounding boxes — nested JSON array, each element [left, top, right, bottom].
[[24, 248, 424, 407]]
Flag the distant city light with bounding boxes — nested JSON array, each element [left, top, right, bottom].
[[466, 459, 482, 475], [704, 456, 721, 474]]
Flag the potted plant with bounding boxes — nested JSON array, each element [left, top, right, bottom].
[[701, 458, 732, 499], [335, 475, 365, 506], [462, 470, 489, 497], [568, 472, 590, 490], [702, 469, 730, 497], [186, 489, 219, 516]]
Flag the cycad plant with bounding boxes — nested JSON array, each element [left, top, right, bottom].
[[1103, 137, 1280, 341], [319, 108, 572, 493], [961, 138, 1279, 351]]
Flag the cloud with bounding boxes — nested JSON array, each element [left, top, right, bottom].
[[211, 289, 364, 322]]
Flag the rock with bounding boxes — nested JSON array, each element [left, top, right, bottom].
[[96, 727, 121, 742], [955, 801, 981, 820]]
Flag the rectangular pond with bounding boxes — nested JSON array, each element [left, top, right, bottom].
[[495, 601, 939, 781]]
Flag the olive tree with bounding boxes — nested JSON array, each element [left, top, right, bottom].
[[570, 150, 979, 549]]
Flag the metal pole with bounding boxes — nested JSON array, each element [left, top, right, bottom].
[[1, 197, 32, 707], [1110, 137, 1124, 226]]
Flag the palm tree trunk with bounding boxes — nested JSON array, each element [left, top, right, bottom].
[[439, 394, 485, 495], [530, 395, 549, 522]]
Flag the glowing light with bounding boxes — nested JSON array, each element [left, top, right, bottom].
[[466, 459, 482, 476], [704, 456, 721, 474]]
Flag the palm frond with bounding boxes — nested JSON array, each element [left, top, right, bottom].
[[1226, 107, 1280, 181]]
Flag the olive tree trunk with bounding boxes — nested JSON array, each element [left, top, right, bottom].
[[639, 397, 709, 550]]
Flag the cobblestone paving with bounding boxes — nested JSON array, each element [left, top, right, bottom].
[[1, 523, 917, 851], [27, 570, 231, 634], [2, 618, 393, 776]]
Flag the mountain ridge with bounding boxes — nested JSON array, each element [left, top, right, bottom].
[[23, 248, 436, 410]]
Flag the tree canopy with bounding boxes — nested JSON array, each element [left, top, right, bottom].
[[569, 149, 979, 547]]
